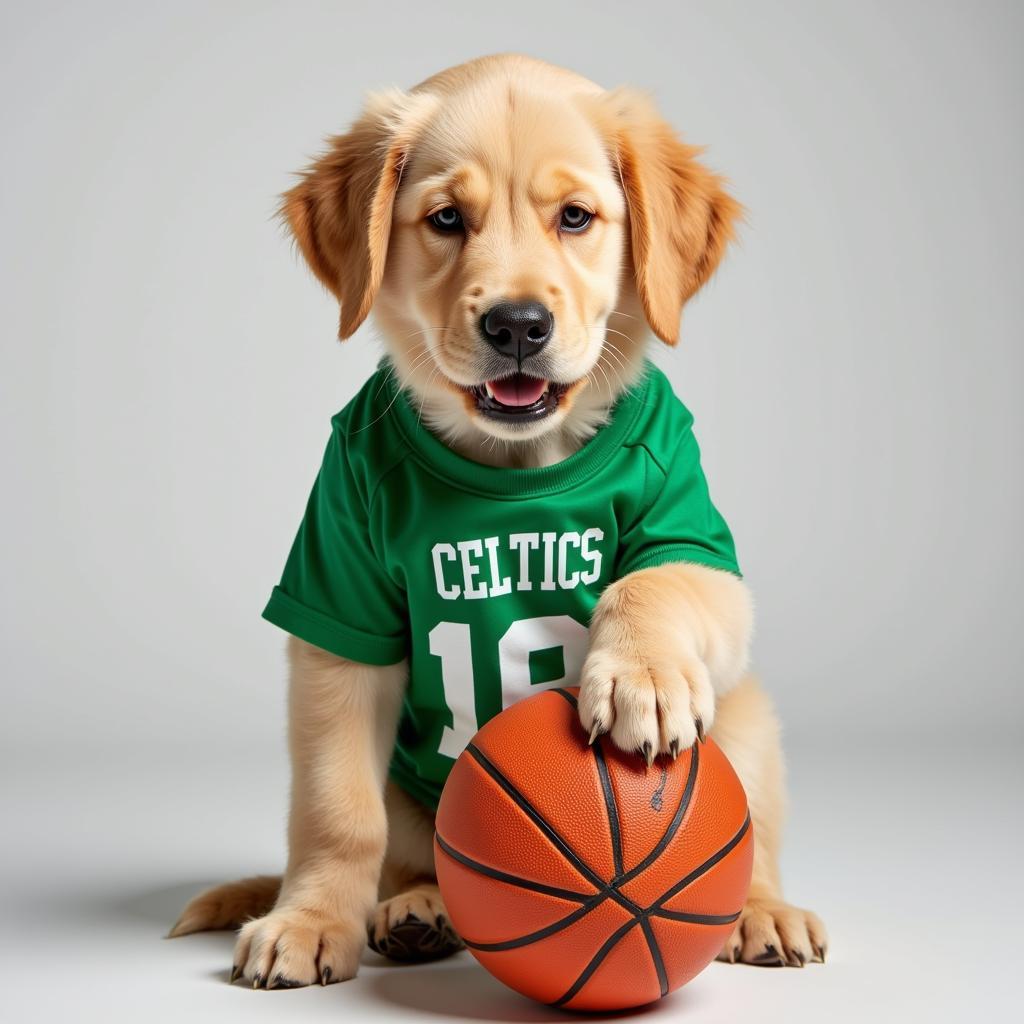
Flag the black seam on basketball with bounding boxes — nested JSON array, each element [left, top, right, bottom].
[[592, 740, 624, 878], [615, 741, 700, 886], [608, 887, 643, 916], [465, 744, 645, 917], [434, 832, 593, 903], [466, 743, 607, 890], [461, 895, 605, 951], [639, 916, 670, 997], [648, 812, 752, 912], [552, 687, 578, 707], [549, 918, 640, 1008], [650, 908, 743, 925]]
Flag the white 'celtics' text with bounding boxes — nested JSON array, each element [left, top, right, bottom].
[[431, 529, 604, 600]]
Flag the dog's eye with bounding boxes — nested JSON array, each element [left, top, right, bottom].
[[428, 206, 464, 233], [559, 205, 593, 233]]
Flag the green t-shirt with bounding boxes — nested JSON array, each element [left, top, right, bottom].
[[263, 360, 740, 809]]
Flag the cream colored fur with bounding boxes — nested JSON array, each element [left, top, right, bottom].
[[171, 53, 826, 985]]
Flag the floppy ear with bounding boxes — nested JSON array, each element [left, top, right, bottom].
[[281, 89, 437, 339], [597, 88, 743, 345]]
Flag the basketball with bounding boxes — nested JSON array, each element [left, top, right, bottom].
[[433, 686, 753, 1011]]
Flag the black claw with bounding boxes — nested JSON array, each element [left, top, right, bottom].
[[229, 964, 242, 984], [752, 944, 784, 967], [733, 945, 742, 963], [321, 966, 332, 986], [272, 974, 302, 989], [668, 738, 680, 760], [641, 741, 654, 767], [790, 949, 806, 967], [252, 973, 263, 990], [695, 718, 706, 743], [813, 943, 827, 963]]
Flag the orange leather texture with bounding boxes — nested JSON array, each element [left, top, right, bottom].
[[433, 847, 590, 945], [575, 922, 661, 1009], [469, 899, 635, 1005], [437, 751, 597, 896], [434, 687, 752, 1011]]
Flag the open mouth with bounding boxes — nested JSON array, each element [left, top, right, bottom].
[[469, 373, 571, 422]]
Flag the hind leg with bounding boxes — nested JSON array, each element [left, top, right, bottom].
[[169, 875, 280, 938], [711, 675, 828, 967], [367, 781, 463, 962]]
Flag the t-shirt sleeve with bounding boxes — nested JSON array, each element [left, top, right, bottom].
[[261, 424, 408, 665], [616, 429, 741, 579]]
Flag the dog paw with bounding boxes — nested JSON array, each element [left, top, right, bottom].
[[578, 647, 713, 761], [230, 907, 366, 988], [368, 886, 463, 963], [716, 898, 828, 967]]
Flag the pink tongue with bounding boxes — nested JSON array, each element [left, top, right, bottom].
[[488, 374, 547, 407]]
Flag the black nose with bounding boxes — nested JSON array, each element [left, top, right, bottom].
[[480, 301, 554, 362]]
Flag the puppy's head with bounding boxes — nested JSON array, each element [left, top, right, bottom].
[[283, 55, 740, 444]]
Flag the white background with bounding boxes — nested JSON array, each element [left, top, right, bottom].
[[1, 1, 1020, 1020]]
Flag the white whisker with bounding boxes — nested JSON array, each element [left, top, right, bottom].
[[354, 347, 439, 433]]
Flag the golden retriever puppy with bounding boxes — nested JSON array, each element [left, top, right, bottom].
[[171, 53, 826, 990]]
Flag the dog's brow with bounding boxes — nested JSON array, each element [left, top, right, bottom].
[[529, 165, 610, 208], [417, 164, 489, 212]]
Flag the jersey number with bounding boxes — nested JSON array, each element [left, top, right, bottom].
[[429, 615, 589, 759]]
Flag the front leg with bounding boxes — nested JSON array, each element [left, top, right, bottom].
[[578, 562, 752, 760], [234, 636, 406, 988]]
